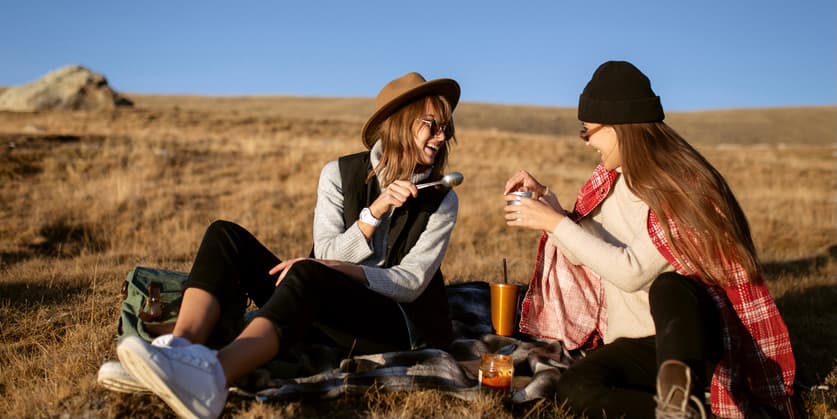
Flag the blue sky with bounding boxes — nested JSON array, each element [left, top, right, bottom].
[[2, 1, 834, 110]]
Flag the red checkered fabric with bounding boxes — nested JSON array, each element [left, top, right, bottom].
[[649, 210, 796, 418], [518, 232, 607, 349], [519, 164, 617, 349], [520, 164, 796, 418]]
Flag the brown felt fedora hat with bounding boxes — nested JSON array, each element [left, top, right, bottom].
[[361, 72, 460, 148]]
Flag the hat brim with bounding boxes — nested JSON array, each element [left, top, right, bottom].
[[361, 78, 460, 148]]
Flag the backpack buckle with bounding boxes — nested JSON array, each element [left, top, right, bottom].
[[139, 282, 163, 322]]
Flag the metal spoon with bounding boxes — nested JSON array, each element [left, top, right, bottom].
[[416, 172, 464, 190]]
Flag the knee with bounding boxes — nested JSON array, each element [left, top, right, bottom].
[[290, 259, 324, 275], [649, 272, 700, 307], [649, 272, 721, 338], [203, 220, 254, 249], [206, 219, 239, 236], [278, 260, 324, 288]]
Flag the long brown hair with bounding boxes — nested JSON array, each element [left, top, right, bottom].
[[615, 122, 761, 286], [368, 95, 456, 187]]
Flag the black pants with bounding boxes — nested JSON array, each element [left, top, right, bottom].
[[555, 272, 723, 419], [183, 220, 412, 354]]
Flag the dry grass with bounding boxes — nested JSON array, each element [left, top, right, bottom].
[[0, 96, 834, 418]]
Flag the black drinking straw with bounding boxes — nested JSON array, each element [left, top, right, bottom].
[[502, 258, 508, 284]]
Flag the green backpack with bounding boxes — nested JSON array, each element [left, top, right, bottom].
[[117, 266, 188, 343]]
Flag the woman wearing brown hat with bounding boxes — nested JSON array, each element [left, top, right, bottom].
[[112, 72, 462, 419], [503, 61, 797, 419]]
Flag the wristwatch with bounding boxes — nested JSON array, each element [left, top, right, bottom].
[[359, 207, 380, 227]]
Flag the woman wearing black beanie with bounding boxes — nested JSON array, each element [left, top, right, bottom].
[[503, 61, 798, 419]]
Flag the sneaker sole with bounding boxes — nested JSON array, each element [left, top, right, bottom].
[[97, 361, 151, 394], [117, 337, 212, 419], [97, 375, 152, 394]]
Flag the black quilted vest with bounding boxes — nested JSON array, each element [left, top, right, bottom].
[[337, 151, 453, 349]]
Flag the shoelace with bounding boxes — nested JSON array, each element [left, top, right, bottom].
[[654, 394, 707, 419]]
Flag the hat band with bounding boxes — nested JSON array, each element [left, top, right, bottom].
[[578, 95, 664, 124]]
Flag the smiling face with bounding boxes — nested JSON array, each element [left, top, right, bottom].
[[413, 101, 450, 166], [581, 122, 621, 170], [373, 95, 455, 186]]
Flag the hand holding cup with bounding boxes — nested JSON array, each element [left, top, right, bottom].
[[503, 171, 567, 232]]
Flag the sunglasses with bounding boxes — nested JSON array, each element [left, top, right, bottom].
[[419, 118, 450, 137], [579, 124, 605, 142]]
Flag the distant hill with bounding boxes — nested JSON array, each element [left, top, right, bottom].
[[0, 89, 830, 145], [125, 94, 834, 145]]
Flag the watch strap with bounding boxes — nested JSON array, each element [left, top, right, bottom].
[[359, 207, 380, 227]]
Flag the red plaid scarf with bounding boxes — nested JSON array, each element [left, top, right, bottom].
[[520, 164, 796, 418]]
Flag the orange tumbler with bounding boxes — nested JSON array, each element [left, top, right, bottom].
[[489, 283, 520, 336]]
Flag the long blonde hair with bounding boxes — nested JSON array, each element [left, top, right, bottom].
[[369, 96, 456, 187], [616, 122, 761, 286]]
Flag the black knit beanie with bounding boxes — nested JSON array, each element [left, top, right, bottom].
[[577, 60, 665, 124]]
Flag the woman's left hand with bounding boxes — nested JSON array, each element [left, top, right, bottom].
[[270, 258, 311, 286], [269, 258, 368, 286], [504, 193, 566, 232]]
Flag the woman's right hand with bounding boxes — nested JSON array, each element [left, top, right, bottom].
[[505, 170, 565, 212], [368, 179, 418, 218], [504, 170, 547, 197]]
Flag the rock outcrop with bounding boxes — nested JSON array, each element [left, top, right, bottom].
[[0, 65, 133, 111]]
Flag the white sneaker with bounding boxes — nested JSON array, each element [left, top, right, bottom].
[[117, 335, 228, 419], [654, 359, 707, 419], [97, 361, 151, 394], [98, 335, 191, 394], [151, 333, 192, 348]]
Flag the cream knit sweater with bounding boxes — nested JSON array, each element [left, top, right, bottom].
[[549, 170, 673, 343]]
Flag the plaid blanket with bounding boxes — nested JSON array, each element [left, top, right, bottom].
[[235, 281, 585, 403]]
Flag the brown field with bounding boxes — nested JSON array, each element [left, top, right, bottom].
[[0, 95, 835, 418]]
